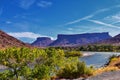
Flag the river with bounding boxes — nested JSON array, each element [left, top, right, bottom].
[[80, 52, 120, 68]]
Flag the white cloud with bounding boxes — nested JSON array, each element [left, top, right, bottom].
[[37, 1, 52, 8], [8, 32, 40, 39], [8, 32, 54, 40], [88, 19, 120, 29], [19, 0, 36, 9]]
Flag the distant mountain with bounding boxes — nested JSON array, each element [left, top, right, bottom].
[[49, 32, 112, 46], [99, 34, 120, 45], [0, 30, 31, 48], [31, 37, 53, 47], [32, 32, 112, 47]]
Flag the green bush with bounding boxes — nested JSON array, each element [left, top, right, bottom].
[[57, 61, 94, 79], [0, 47, 92, 80], [32, 65, 50, 80], [77, 62, 93, 77], [57, 63, 77, 79], [105, 54, 119, 66], [65, 50, 82, 57]]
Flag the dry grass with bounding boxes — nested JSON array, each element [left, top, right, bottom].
[[93, 66, 119, 76], [93, 57, 120, 76]]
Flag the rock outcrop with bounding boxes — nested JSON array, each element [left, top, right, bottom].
[[32, 32, 112, 47], [99, 34, 120, 45], [31, 37, 53, 47], [49, 32, 112, 46]]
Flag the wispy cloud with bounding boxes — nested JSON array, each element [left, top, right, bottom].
[[104, 12, 120, 24], [65, 5, 120, 26], [8, 32, 41, 39], [19, 0, 36, 9], [65, 9, 109, 25], [8, 32, 54, 40], [65, 15, 93, 25], [68, 28, 73, 31], [88, 19, 120, 29], [37, 1, 52, 8]]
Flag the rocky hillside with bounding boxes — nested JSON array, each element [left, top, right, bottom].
[[0, 30, 31, 48], [32, 32, 112, 47], [31, 37, 53, 47], [99, 34, 120, 45]]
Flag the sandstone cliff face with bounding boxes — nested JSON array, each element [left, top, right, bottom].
[[32, 32, 112, 47], [0, 30, 31, 48], [49, 32, 112, 46], [99, 34, 120, 45], [31, 37, 53, 47]]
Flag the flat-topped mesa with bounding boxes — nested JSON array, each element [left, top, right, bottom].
[[37, 37, 52, 41], [31, 37, 53, 47], [50, 32, 112, 46], [57, 32, 110, 40]]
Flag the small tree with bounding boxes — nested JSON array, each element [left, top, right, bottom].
[[0, 47, 43, 79]]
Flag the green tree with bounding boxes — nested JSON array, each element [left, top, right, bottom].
[[0, 47, 43, 79]]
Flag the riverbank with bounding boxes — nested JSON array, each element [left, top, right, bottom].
[[83, 55, 120, 80]]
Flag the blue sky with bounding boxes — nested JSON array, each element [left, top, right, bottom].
[[0, 0, 120, 43]]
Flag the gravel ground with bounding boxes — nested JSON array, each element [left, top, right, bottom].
[[87, 70, 120, 80]]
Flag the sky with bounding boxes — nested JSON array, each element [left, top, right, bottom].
[[0, 0, 120, 43]]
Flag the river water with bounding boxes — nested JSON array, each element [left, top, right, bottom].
[[80, 52, 120, 68]]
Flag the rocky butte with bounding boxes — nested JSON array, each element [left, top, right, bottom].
[[31, 37, 53, 47], [32, 32, 112, 47]]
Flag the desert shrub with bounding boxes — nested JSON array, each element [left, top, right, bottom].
[[32, 65, 51, 80], [65, 50, 82, 57], [0, 70, 14, 80], [77, 62, 93, 76], [0, 47, 91, 80], [57, 61, 94, 79], [57, 63, 77, 79], [109, 55, 118, 61], [0, 47, 45, 80], [105, 54, 120, 68]]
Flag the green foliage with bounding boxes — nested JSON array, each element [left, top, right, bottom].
[[77, 62, 93, 76], [57, 63, 77, 79], [0, 47, 93, 79], [32, 65, 50, 80], [0, 47, 43, 79], [105, 54, 119, 66], [0, 70, 14, 80], [65, 50, 82, 57], [54, 45, 120, 52], [109, 55, 118, 61], [79, 45, 120, 52], [57, 61, 94, 79]]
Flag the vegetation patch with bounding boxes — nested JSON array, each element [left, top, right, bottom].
[[93, 55, 120, 76], [0, 47, 93, 80]]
